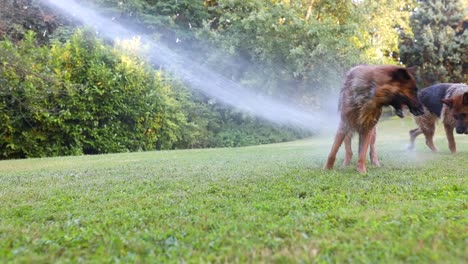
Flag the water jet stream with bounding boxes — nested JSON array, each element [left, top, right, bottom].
[[40, 0, 338, 133]]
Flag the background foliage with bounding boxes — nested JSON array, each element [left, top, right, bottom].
[[0, 0, 466, 158], [0, 30, 183, 157], [399, 0, 468, 86]]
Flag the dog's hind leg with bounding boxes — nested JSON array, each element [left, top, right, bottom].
[[408, 128, 422, 150], [444, 124, 456, 153], [324, 124, 347, 170], [343, 132, 353, 166], [369, 127, 381, 167], [357, 130, 372, 173], [422, 126, 438, 152], [416, 114, 438, 152]]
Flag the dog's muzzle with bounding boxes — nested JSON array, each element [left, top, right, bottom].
[[395, 108, 404, 118], [455, 126, 468, 134]]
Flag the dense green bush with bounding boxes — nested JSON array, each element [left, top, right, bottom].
[[0, 30, 186, 158]]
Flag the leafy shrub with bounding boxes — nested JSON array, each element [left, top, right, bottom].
[[0, 30, 186, 158]]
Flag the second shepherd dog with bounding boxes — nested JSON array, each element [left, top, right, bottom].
[[324, 65, 424, 173], [408, 83, 468, 153]]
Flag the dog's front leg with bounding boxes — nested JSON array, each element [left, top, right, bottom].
[[444, 124, 457, 153], [357, 130, 372, 173]]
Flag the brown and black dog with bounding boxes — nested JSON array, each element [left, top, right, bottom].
[[324, 65, 424, 173], [408, 83, 468, 153]]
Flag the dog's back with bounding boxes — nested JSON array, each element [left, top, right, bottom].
[[418, 83, 452, 117]]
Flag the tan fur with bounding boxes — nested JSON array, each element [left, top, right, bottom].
[[409, 84, 468, 153], [325, 65, 421, 173]]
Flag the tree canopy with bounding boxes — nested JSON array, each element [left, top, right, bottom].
[[400, 0, 468, 86]]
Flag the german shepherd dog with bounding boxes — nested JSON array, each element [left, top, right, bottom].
[[324, 65, 424, 173], [408, 83, 468, 153]]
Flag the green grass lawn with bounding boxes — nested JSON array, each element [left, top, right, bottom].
[[1, 117, 467, 263]]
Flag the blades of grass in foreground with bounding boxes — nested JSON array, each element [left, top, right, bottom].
[[0, 118, 466, 263]]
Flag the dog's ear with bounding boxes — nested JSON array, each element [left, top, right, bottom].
[[392, 68, 411, 81], [441, 98, 454, 108], [406, 66, 418, 76], [463, 92, 468, 105]]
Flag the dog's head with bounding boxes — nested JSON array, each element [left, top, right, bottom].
[[442, 92, 468, 134], [387, 66, 424, 118]]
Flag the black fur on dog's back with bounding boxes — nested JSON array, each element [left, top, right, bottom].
[[418, 83, 451, 117]]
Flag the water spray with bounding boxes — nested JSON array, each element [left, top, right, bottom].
[[40, 0, 339, 133]]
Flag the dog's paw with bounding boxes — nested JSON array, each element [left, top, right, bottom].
[[371, 160, 381, 167]]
